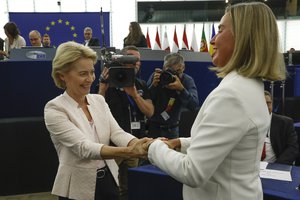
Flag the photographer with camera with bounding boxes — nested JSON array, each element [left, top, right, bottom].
[[98, 45, 154, 200], [147, 53, 199, 139]]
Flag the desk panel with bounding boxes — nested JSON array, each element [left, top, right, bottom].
[[129, 164, 300, 200], [1, 60, 299, 119]]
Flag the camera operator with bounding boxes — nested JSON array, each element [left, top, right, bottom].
[[98, 45, 154, 200], [147, 52, 199, 139]]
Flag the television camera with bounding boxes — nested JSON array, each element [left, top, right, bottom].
[[99, 48, 138, 88]]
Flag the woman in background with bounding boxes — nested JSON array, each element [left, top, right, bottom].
[[0, 22, 26, 58], [123, 21, 147, 48]]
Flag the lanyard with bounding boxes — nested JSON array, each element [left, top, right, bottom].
[[126, 94, 137, 121]]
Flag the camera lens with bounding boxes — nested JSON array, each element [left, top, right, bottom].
[[108, 67, 135, 88], [160, 70, 175, 86], [114, 71, 127, 82]]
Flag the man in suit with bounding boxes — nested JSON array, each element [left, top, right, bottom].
[[263, 91, 298, 165], [42, 33, 53, 48], [29, 30, 43, 47], [83, 27, 100, 46]]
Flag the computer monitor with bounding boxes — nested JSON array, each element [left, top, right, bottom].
[[291, 51, 300, 65], [284, 51, 300, 65], [10, 47, 56, 61]]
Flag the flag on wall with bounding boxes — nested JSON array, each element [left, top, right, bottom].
[[146, 27, 152, 49], [172, 26, 179, 53], [153, 27, 161, 50], [162, 26, 170, 51], [182, 24, 189, 50], [9, 12, 110, 47], [190, 24, 198, 52], [209, 23, 216, 55], [200, 24, 208, 52]]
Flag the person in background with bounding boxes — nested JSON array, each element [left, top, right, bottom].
[[98, 45, 154, 200], [262, 91, 298, 165], [0, 22, 26, 58], [289, 47, 295, 53], [123, 22, 147, 48], [29, 30, 43, 47], [84, 27, 100, 47], [147, 52, 199, 139], [42, 33, 52, 48], [44, 41, 149, 200], [143, 2, 286, 200]]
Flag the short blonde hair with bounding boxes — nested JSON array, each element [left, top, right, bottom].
[[216, 2, 286, 81], [52, 41, 97, 89]]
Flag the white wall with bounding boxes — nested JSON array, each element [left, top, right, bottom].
[[0, 0, 299, 51]]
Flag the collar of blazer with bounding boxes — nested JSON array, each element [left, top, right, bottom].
[[63, 91, 91, 108]]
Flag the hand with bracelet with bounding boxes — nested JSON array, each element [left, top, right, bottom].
[[143, 137, 181, 152]]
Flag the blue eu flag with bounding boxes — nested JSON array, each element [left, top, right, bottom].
[[9, 12, 110, 48]]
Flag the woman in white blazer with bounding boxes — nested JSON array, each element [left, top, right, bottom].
[[44, 41, 149, 200], [145, 2, 287, 200]]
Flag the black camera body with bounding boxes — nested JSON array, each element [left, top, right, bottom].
[[160, 68, 176, 87], [108, 67, 135, 88], [100, 48, 138, 88]]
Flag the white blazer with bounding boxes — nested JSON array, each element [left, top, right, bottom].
[[44, 92, 135, 200], [149, 71, 270, 200]]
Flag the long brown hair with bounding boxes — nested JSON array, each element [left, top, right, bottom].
[[4, 22, 21, 39], [124, 22, 145, 46]]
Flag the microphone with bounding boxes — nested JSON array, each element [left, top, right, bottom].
[[111, 55, 139, 64]]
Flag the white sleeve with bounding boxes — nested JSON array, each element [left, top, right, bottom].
[[148, 88, 253, 187]]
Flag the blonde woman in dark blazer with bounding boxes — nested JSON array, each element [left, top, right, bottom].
[[145, 2, 286, 200], [44, 41, 149, 200]]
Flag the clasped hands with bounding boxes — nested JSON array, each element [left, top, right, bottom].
[[128, 137, 181, 159]]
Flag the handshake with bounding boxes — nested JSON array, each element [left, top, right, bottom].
[[128, 137, 181, 159]]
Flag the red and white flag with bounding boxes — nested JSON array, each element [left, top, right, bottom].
[[162, 26, 170, 52], [153, 27, 161, 50], [190, 24, 198, 52], [182, 24, 189, 50], [172, 26, 179, 53], [146, 27, 152, 49]]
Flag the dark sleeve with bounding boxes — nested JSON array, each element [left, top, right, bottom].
[[178, 74, 199, 111], [88, 38, 100, 46], [147, 73, 154, 87], [93, 38, 100, 46], [275, 116, 299, 165], [139, 35, 147, 47], [147, 73, 158, 100]]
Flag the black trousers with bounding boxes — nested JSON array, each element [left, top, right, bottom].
[[58, 166, 119, 200]]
